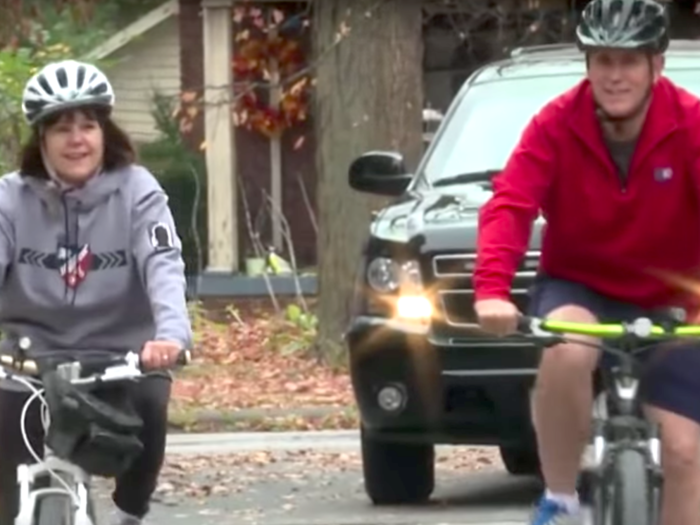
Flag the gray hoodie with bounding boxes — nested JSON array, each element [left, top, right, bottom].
[[0, 164, 193, 356]]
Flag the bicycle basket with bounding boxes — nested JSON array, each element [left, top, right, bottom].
[[41, 370, 144, 478]]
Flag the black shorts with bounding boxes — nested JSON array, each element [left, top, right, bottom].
[[528, 274, 700, 425]]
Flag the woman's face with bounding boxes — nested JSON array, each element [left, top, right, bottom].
[[42, 110, 104, 185]]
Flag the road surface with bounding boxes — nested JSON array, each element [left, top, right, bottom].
[[90, 431, 569, 525]]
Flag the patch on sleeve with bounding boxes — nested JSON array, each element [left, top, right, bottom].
[[149, 222, 174, 251]]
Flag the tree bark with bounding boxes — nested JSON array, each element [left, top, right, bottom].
[[313, 0, 424, 360]]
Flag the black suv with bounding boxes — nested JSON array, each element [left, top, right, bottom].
[[345, 40, 700, 505]]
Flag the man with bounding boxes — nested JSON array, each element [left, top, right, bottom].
[[473, 0, 700, 524]]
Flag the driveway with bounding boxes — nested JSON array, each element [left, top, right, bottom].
[[92, 431, 552, 525]]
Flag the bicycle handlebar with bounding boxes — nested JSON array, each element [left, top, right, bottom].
[[0, 342, 191, 386], [518, 315, 700, 339]]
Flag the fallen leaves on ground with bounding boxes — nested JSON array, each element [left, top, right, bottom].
[[92, 447, 504, 506], [170, 304, 354, 431], [154, 447, 503, 502]]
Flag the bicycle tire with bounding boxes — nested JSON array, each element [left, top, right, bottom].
[[34, 481, 97, 525], [35, 494, 72, 525], [610, 449, 651, 525]]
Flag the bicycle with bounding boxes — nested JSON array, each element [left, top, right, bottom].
[[0, 336, 191, 525], [516, 314, 700, 525]]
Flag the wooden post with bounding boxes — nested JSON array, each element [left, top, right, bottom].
[[268, 17, 283, 251], [202, 0, 238, 272]]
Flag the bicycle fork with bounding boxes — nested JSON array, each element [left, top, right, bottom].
[[589, 389, 663, 522], [590, 385, 662, 468], [15, 447, 93, 525]]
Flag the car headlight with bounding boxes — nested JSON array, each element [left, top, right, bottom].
[[366, 257, 400, 292], [396, 295, 432, 319], [366, 258, 423, 293]]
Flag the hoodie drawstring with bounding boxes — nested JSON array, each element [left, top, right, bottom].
[[59, 191, 83, 306], [41, 139, 97, 306]]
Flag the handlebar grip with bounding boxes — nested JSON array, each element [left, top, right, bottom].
[[138, 348, 191, 370], [175, 349, 191, 367]]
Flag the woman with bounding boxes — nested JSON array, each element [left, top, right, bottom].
[[0, 59, 193, 524]]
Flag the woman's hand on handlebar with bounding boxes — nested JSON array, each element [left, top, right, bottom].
[[141, 340, 183, 370], [474, 298, 520, 336]]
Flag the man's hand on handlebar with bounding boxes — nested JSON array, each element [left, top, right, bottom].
[[474, 298, 520, 336], [141, 340, 184, 370]]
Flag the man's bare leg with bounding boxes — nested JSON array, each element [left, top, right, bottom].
[[531, 306, 600, 497], [645, 406, 700, 525]]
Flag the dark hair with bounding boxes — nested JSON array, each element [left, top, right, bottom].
[[19, 106, 137, 179]]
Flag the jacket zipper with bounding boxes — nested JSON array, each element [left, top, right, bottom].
[[619, 172, 627, 193]]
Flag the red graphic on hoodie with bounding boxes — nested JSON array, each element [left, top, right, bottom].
[[58, 244, 93, 289]]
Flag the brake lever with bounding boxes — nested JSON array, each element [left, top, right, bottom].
[[515, 316, 566, 348]]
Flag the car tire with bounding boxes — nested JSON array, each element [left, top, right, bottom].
[[360, 426, 435, 505], [499, 444, 541, 475]]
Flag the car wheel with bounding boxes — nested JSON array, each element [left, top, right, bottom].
[[360, 426, 434, 504], [499, 444, 541, 475]]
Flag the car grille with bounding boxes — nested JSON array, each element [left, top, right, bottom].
[[432, 250, 540, 328], [432, 250, 540, 279]]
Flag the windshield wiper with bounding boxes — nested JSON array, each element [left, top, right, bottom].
[[432, 170, 501, 187]]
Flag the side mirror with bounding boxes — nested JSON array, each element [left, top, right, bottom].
[[348, 151, 413, 197]]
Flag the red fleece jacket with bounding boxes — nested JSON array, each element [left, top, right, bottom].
[[474, 77, 700, 311]]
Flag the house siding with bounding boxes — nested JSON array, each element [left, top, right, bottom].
[[106, 16, 181, 144]]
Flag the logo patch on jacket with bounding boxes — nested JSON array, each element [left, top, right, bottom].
[[149, 222, 174, 251], [58, 244, 92, 289], [18, 247, 127, 288], [654, 167, 673, 182]]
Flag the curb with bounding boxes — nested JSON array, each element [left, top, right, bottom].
[[167, 405, 355, 431], [165, 429, 360, 454]]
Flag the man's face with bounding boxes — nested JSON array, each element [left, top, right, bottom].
[[587, 49, 664, 118]]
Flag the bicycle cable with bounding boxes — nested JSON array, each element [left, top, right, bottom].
[[19, 381, 81, 502]]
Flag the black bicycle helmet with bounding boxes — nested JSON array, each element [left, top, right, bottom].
[[576, 0, 669, 54]]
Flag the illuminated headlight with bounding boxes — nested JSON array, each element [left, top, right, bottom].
[[396, 296, 433, 319], [366, 258, 423, 293]]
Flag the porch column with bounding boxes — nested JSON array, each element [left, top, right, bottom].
[[202, 0, 238, 272]]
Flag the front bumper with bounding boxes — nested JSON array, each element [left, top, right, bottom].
[[345, 315, 541, 445]]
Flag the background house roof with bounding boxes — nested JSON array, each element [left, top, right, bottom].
[[86, 0, 178, 60]]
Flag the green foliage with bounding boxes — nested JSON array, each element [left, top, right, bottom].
[[73, 0, 166, 31], [138, 92, 209, 275], [29, 6, 111, 56], [285, 303, 318, 332], [274, 303, 318, 356]]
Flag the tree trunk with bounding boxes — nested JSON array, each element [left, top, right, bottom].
[[313, 0, 424, 360]]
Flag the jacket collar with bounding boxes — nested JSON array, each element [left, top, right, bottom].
[[568, 77, 679, 169]]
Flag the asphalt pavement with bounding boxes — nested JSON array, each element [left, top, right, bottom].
[[89, 430, 579, 525]]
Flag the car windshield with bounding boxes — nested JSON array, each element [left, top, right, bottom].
[[421, 69, 700, 185]]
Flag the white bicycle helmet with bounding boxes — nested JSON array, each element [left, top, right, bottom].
[[22, 60, 115, 126]]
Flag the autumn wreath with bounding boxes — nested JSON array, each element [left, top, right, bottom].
[[231, 8, 311, 139]]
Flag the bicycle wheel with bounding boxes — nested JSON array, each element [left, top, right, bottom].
[[609, 449, 652, 525], [35, 494, 73, 525], [35, 479, 97, 525]]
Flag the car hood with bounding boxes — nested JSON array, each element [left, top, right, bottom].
[[370, 184, 544, 251]]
